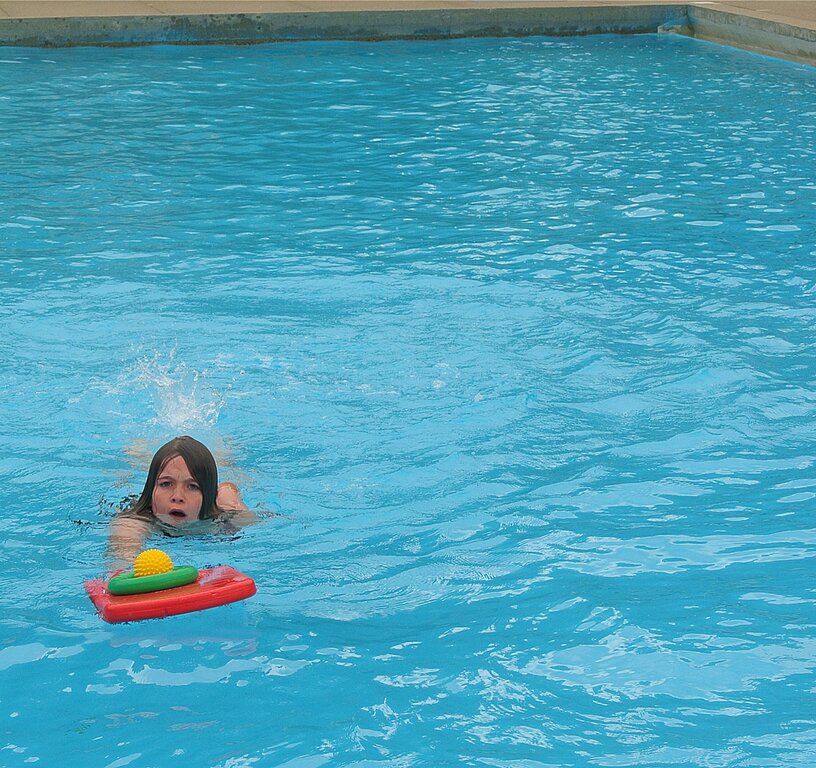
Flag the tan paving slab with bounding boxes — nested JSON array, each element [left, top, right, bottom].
[[2, 0, 815, 25], [700, 0, 816, 27], [147, 1, 314, 13], [0, 0, 698, 19], [291, 0, 609, 9], [0, 0, 688, 17], [0, 2, 162, 17]]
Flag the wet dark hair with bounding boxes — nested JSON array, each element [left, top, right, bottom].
[[125, 436, 220, 521]]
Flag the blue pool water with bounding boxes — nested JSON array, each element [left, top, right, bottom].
[[2, 32, 816, 766]]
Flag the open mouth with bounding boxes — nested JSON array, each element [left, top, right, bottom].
[[168, 510, 187, 519]]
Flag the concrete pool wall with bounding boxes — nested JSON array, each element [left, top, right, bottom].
[[0, 2, 815, 66]]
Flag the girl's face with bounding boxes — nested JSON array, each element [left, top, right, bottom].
[[151, 455, 203, 527]]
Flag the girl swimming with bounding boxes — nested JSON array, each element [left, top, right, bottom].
[[106, 435, 256, 566]]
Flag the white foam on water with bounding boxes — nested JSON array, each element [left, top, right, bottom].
[[123, 349, 230, 434]]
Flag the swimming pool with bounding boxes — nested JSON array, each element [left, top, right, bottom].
[[2, 32, 816, 766]]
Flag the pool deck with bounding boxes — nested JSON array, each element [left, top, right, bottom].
[[1, 1, 816, 65]]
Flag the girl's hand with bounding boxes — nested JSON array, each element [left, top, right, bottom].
[[217, 481, 248, 511]]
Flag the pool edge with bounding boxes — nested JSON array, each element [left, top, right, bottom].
[[0, 5, 689, 47], [681, 5, 816, 67], [0, 3, 814, 68]]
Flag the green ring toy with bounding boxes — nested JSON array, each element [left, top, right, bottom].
[[107, 566, 199, 596]]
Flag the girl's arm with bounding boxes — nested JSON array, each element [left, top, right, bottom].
[[217, 481, 257, 526], [106, 515, 151, 568]]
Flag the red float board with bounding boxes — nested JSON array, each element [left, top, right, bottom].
[[85, 565, 256, 623]]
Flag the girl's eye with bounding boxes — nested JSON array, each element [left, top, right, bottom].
[[188, 483, 200, 492], [159, 480, 172, 488]]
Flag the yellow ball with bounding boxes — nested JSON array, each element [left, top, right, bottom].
[[133, 549, 174, 578]]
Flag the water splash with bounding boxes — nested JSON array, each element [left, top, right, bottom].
[[127, 350, 229, 433]]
